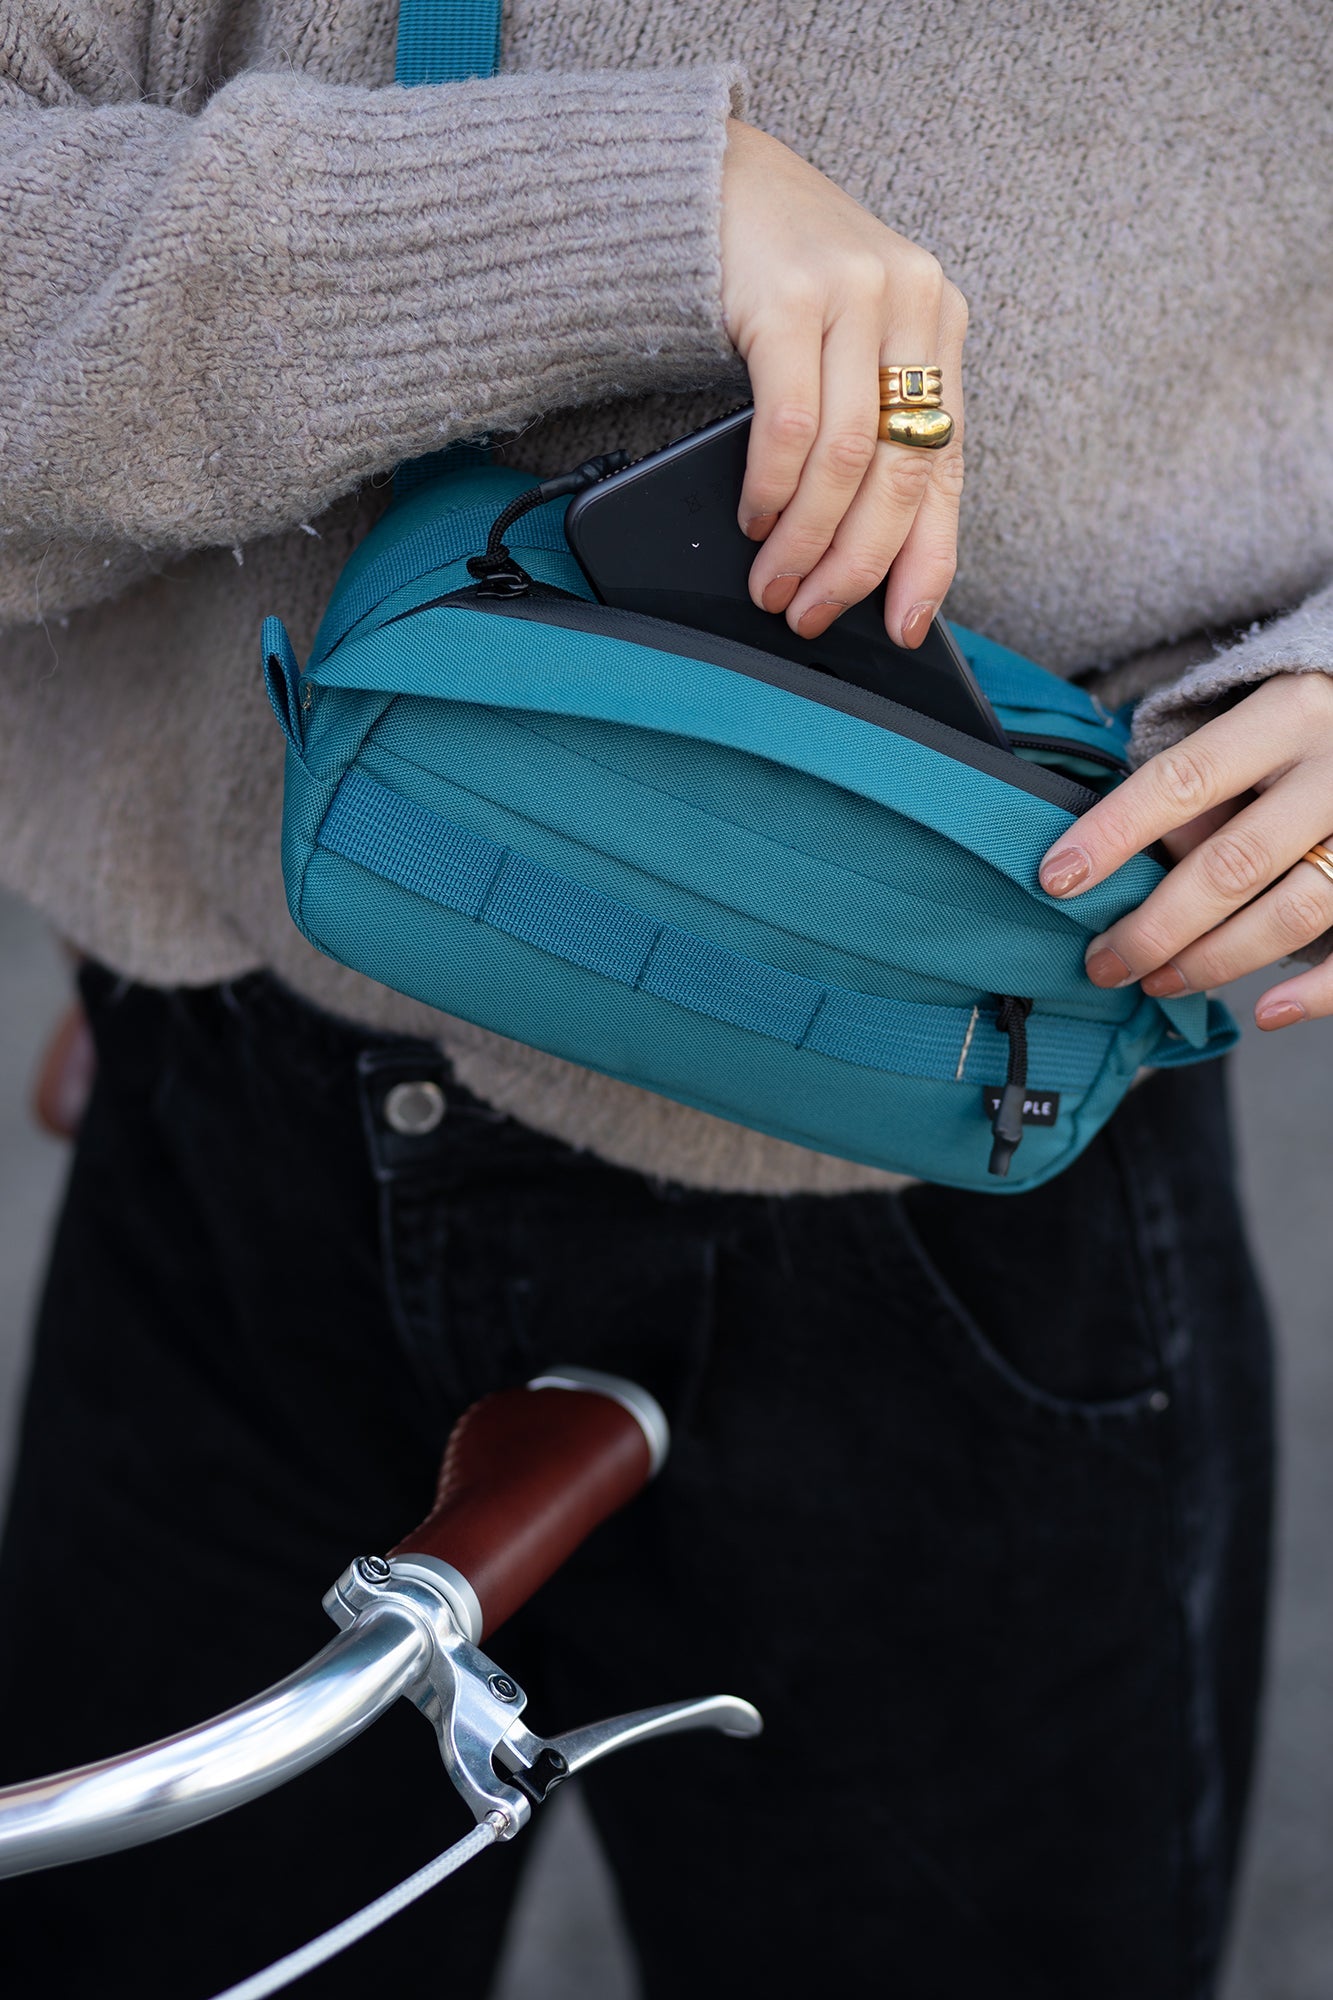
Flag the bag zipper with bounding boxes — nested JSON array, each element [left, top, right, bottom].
[[372, 580, 1100, 816], [988, 996, 1035, 1176], [1005, 731, 1129, 776]]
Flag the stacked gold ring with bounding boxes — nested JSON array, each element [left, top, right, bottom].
[[1300, 842, 1333, 886], [879, 365, 944, 409], [879, 363, 954, 450]]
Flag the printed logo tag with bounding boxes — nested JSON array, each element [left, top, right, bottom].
[[980, 1086, 1061, 1127]]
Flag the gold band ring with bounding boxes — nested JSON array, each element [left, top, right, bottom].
[[879, 364, 944, 409], [878, 406, 955, 450], [1300, 842, 1333, 887]]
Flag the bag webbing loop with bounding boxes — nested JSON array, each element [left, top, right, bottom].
[[315, 768, 1118, 1090]]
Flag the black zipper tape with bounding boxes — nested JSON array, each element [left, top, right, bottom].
[[1005, 731, 1129, 776]]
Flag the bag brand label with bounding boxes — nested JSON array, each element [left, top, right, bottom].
[[981, 1086, 1061, 1127]]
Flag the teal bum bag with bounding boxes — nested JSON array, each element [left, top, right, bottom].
[[262, 461, 1238, 1193], [261, 0, 1237, 1193]]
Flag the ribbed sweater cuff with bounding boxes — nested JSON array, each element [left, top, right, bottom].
[[184, 66, 747, 534], [1128, 576, 1333, 763]]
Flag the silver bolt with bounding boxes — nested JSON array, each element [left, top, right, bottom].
[[1149, 1390, 1171, 1413], [356, 1555, 392, 1584], [383, 1079, 447, 1136], [487, 1674, 520, 1703], [484, 1809, 512, 1837]]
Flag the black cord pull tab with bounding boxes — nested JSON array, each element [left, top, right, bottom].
[[466, 452, 634, 597], [988, 995, 1034, 1179], [464, 549, 532, 596]]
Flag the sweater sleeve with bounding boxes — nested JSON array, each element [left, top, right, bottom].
[[0, 17, 746, 620], [1127, 577, 1333, 765]]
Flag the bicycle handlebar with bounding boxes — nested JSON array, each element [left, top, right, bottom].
[[0, 1367, 679, 1879], [390, 1369, 667, 1640], [0, 1609, 431, 1879]]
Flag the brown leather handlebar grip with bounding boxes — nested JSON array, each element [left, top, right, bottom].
[[389, 1373, 665, 1641]]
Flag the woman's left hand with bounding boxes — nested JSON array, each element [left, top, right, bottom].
[[1037, 673, 1333, 1031]]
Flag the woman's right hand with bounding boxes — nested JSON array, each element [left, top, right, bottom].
[[719, 118, 968, 651]]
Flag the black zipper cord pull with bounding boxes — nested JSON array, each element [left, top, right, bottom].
[[988, 995, 1034, 1178], [466, 451, 633, 596]]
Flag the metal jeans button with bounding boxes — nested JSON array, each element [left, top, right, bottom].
[[382, 1079, 447, 1136]]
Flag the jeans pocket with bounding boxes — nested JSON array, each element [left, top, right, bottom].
[[891, 1100, 1187, 1425], [890, 1194, 1175, 1428]]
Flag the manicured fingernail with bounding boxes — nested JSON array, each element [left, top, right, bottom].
[[761, 573, 802, 614], [900, 601, 936, 646], [1085, 945, 1133, 988], [796, 598, 849, 638], [1142, 964, 1188, 998], [1039, 846, 1091, 896], [744, 512, 779, 541], [1256, 999, 1306, 1031]]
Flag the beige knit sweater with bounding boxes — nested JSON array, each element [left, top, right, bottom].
[[2, 0, 1331, 1192]]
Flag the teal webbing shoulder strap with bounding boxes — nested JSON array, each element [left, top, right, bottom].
[[393, 0, 504, 484], [395, 0, 501, 85]]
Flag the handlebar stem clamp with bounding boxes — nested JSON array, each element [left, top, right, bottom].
[[323, 1558, 535, 1835]]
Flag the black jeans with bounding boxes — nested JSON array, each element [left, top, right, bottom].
[[0, 966, 1273, 1999]]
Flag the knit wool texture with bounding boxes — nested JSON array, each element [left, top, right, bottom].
[[2, 0, 1332, 1193]]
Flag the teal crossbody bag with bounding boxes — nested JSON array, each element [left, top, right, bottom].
[[262, 0, 1236, 1193]]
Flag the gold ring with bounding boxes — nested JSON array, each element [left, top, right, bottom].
[[1300, 842, 1333, 887], [879, 364, 943, 409], [878, 406, 955, 450]]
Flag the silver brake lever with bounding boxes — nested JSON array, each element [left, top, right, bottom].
[[497, 1695, 762, 1800], [201, 1558, 763, 2000], [325, 1556, 763, 1834]]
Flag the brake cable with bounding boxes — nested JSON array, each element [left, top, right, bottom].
[[212, 1819, 501, 2000]]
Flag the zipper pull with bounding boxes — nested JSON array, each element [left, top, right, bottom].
[[988, 995, 1034, 1178], [466, 452, 633, 599], [465, 550, 533, 597]]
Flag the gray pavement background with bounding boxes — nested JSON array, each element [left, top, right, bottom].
[[1, 887, 1329, 1997]]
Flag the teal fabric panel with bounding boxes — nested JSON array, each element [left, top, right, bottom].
[[322, 468, 537, 606], [953, 624, 1120, 729], [315, 765, 1119, 1090], [1153, 998, 1241, 1064], [362, 709, 1074, 978], [315, 546, 590, 674], [355, 714, 1129, 1014], [309, 605, 1167, 936], [294, 843, 1149, 1190], [311, 487, 581, 664]]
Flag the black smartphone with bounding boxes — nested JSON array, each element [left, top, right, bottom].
[[564, 405, 1008, 749]]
